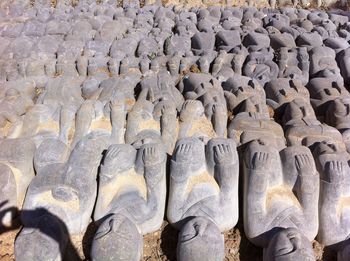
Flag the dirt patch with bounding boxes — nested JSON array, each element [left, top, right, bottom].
[[0, 229, 18, 261]]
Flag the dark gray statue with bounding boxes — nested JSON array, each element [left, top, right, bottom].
[[168, 137, 239, 261], [243, 140, 318, 261]]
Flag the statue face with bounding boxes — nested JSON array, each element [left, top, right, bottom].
[[177, 217, 224, 261], [15, 214, 66, 261], [16, 228, 61, 261], [193, 82, 210, 96], [233, 82, 259, 97], [82, 79, 100, 100], [331, 99, 350, 117], [273, 85, 296, 100], [311, 48, 339, 76], [285, 99, 315, 121], [240, 96, 269, 116], [265, 228, 315, 261], [313, 141, 338, 155], [91, 215, 142, 261]]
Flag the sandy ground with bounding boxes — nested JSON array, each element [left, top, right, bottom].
[[0, 219, 332, 261]]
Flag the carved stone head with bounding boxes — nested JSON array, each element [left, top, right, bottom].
[[91, 215, 143, 261], [283, 98, 316, 124], [15, 213, 68, 261], [177, 217, 224, 261], [264, 228, 315, 261]]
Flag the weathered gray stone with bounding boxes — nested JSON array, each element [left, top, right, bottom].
[[0, 139, 35, 226], [125, 83, 177, 150], [306, 78, 350, 113], [94, 142, 166, 233], [0, 88, 33, 138], [265, 78, 310, 121], [283, 98, 344, 150], [223, 75, 265, 112], [338, 48, 350, 86], [263, 228, 315, 261], [243, 48, 279, 87], [178, 100, 216, 143], [275, 47, 309, 85], [227, 90, 285, 150], [243, 141, 318, 259], [179, 73, 227, 137], [177, 216, 225, 261], [22, 136, 106, 234], [168, 137, 239, 231], [243, 32, 271, 51], [15, 213, 68, 261], [316, 142, 350, 247], [91, 214, 143, 261], [309, 46, 343, 85], [266, 79, 309, 107]]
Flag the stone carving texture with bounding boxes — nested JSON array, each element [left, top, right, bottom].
[[168, 137, 239, 260], [0, 1, 349, 261]]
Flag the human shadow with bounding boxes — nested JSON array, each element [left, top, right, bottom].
[[160, 222, 178, 261], [236, 144, 263, 261], [0, 201, 83, 261]]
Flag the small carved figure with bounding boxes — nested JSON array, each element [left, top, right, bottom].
[[243, 48, 279, 87], [22, 136, 107, 234], [265, 78, 310, 121], [168, 137, 239, 230], [91, 142, 166, 260], [178, 100, 216, 143], [283, 98, 345, 150], [228, 95, 285, 150], [243, 140, 318, 260], [223, 76, 266, 113], [0, 88, 33, 138], [125, 84, 177, 153], [275, 47, 309, 85], [168, 137, 239, 260], [309, 46, 343, 85], [179, 73, 228, 138], [177, 216, 225, 261], [91, 215, 143, 261], [15, 213, 69, 261], [306, 78, 350, 112]]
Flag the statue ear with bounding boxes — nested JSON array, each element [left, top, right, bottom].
[[94, 216, 115, 240]]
